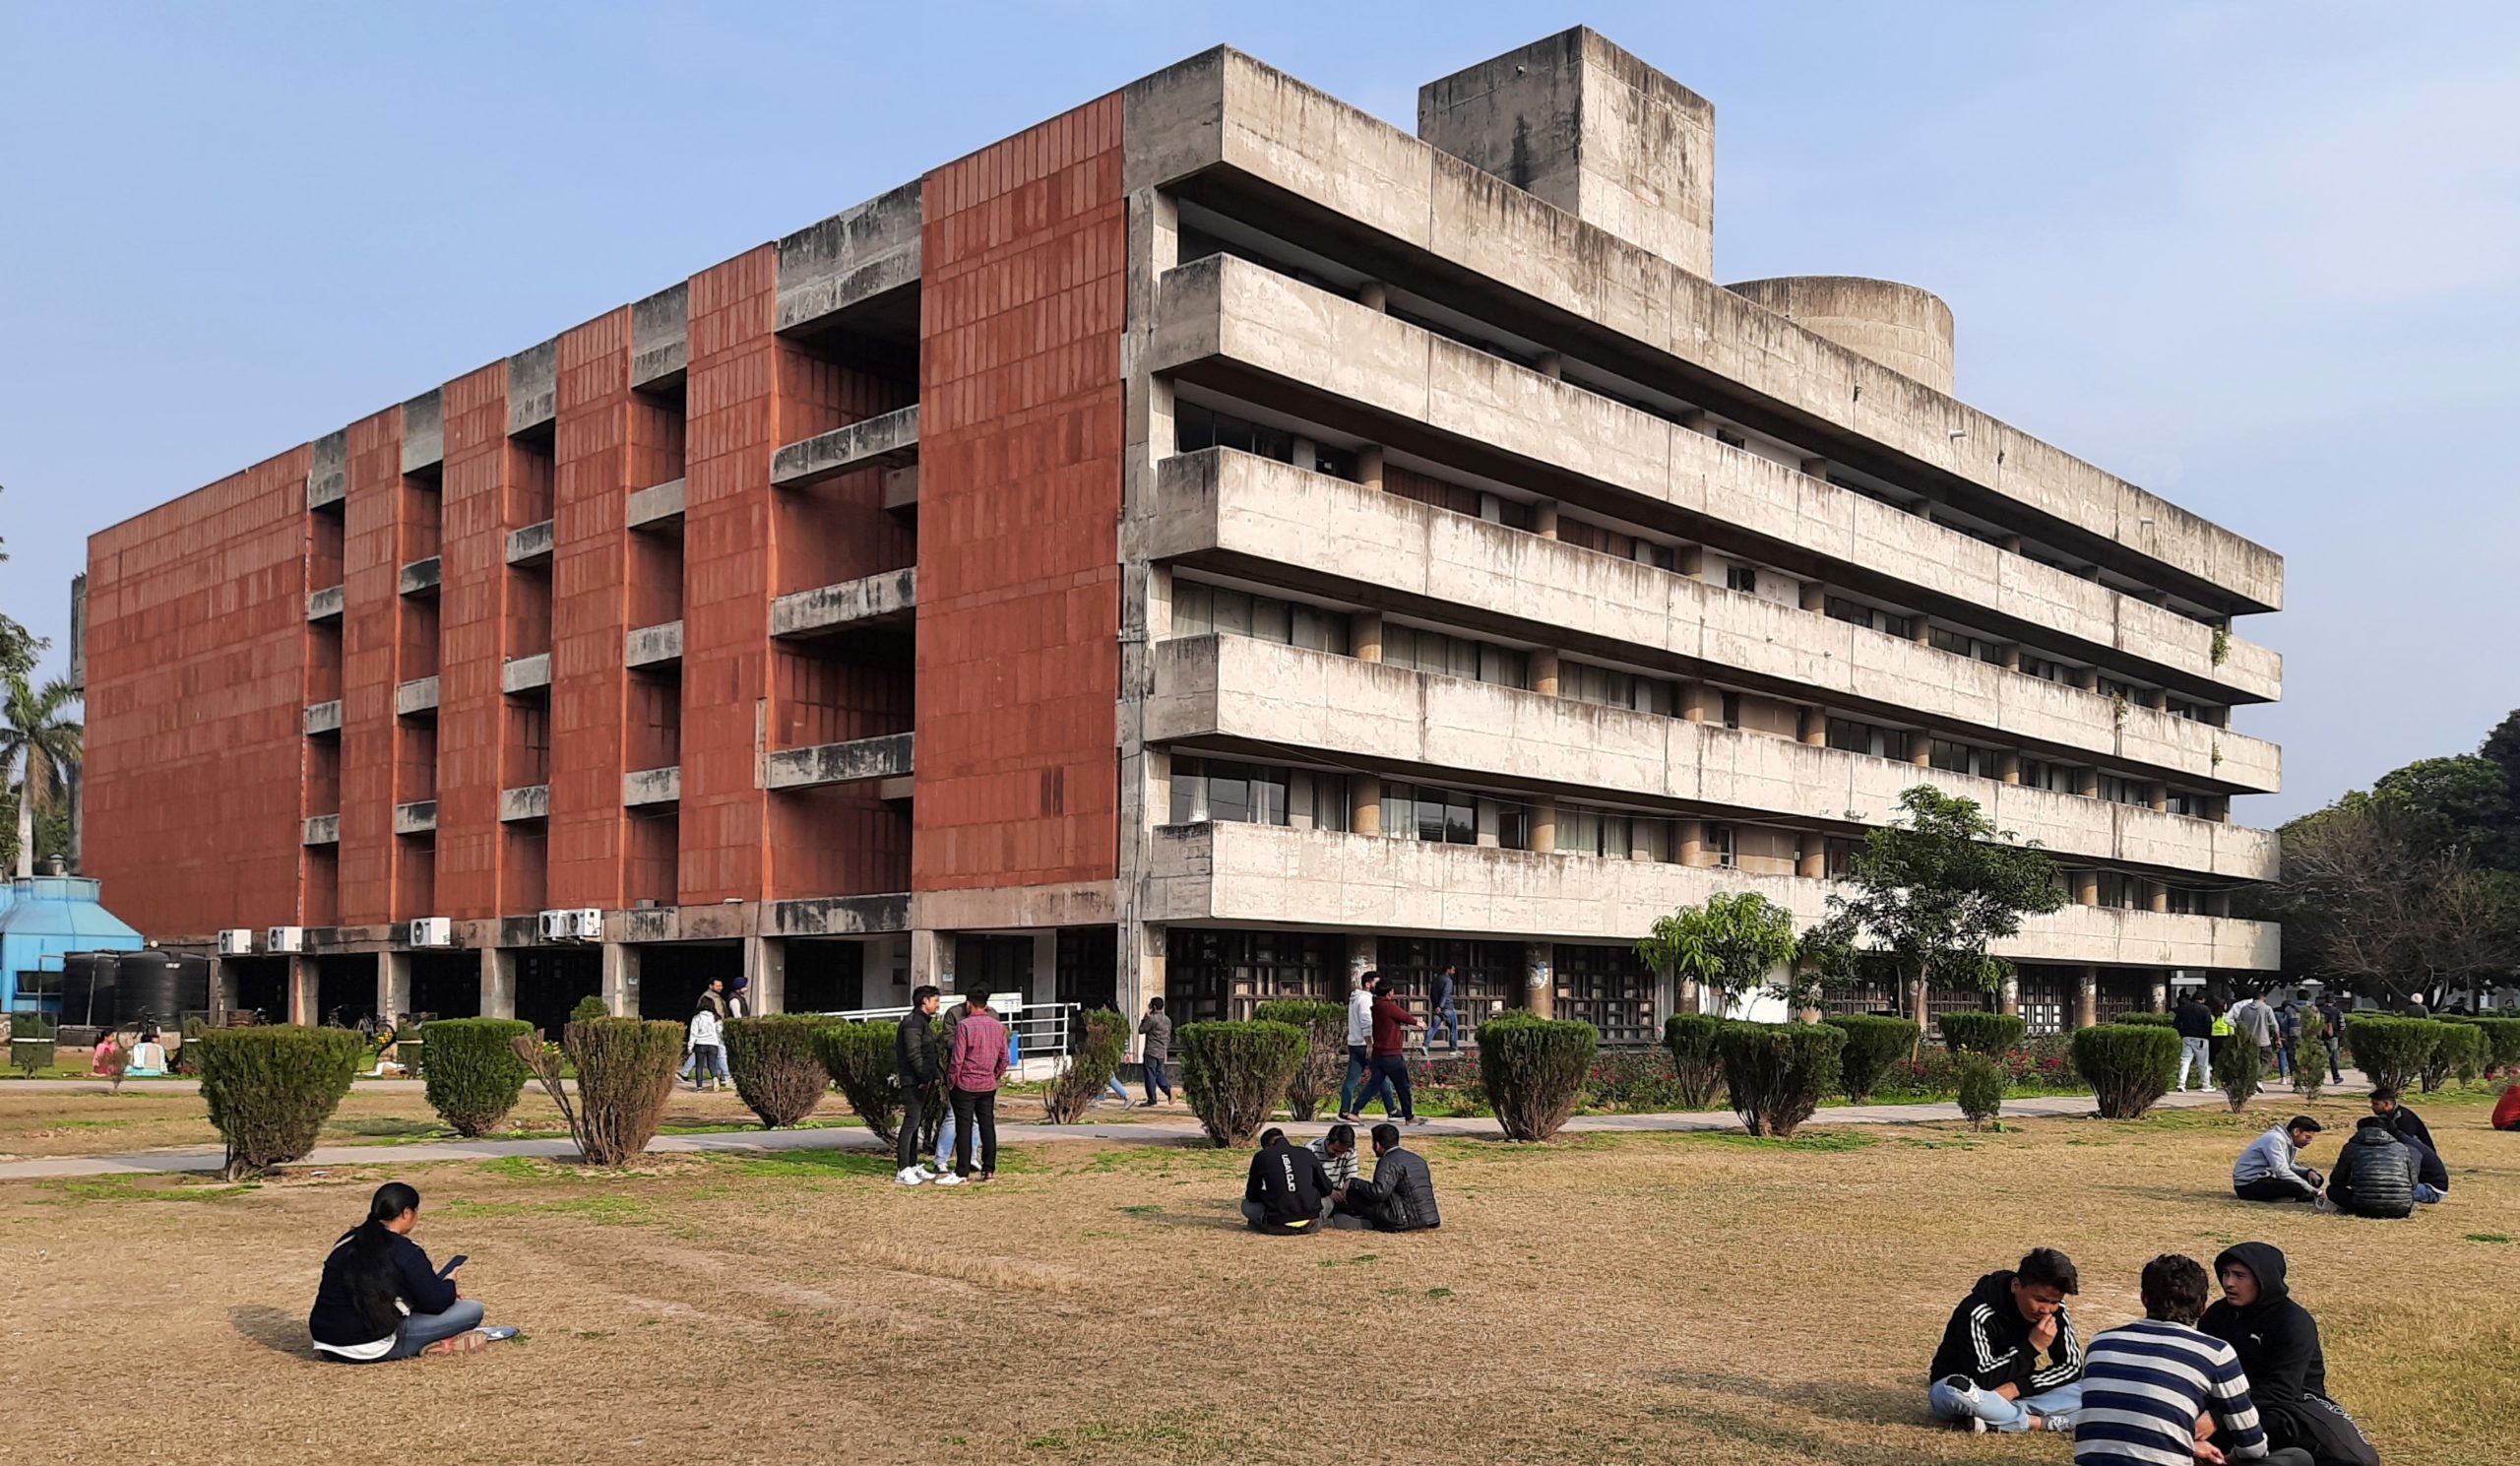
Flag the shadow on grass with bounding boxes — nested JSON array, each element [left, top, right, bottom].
[[1641, 1395, 1955, 1466], [229, 1304, 314, 1358], [1649, 1368, 1925, 1430]]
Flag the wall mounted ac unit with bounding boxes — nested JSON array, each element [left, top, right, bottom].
[[538, 909, 573, 941], [216, 929, 254, 956], [410, 917, 452, 948], [267, 926, 305, 954], [567, 908, 602, 940]]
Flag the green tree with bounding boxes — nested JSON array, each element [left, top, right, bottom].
[[1636, 891, 1800, 1015], [1798, 786, 2065, 1024], [2260, 795, 2520, 1007], [2, 675, 83, 877], [2372, 755, 2517, 868]]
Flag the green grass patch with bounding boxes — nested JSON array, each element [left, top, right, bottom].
[[1686, 1129, 1877, 1153], [725, 1149, 897, 1180], [1318, 1252, 1380, 1268], [43, 1175, 259, 1203], [442, 1194, 655, 1225], [2464, 1233, 2511, 1244]]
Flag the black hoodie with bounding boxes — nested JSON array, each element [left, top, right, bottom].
[[2201, 1243, 2325, 1403], [1927, 1270, 2081, 1395]]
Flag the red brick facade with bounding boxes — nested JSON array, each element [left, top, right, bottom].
[[547, 310, 636, 912]]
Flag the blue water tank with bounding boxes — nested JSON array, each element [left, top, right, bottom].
[[0, 874, 147, 1016]]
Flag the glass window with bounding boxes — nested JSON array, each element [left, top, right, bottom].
[[1479, 643, 1527, 689], [1251, 597, 1293, 646], [1636, 818, 1670, 863], [1381, 783, 1414, 840], [1721, 691, 1741, 730], [1929, 739, 1979, 776], [1444, 794, 1476, 846], [1712, 824, 1737, 869], [1727, 565, 1759, 595], [1251, 767, 1289, 826], [1170, 757, 1208, 823], [1207, 762, 1250, 823], [1212, 588, 1252, 637], [1172, 581, 1213, 636]]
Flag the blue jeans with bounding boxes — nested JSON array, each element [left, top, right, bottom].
[[2177, 1037, 2209, 1091], [1340, 1045, 1368, 1114], [1351, 1054, 1414, 1120], [322, 1299, 486, 1363], [679, 1045, 729, 1086], [1426, 1007, 1461, 1052], [2415, 1182, 2446, 1204], [1928, 1376, 2081, 1432], [1142, 1057, 1173, 1104], [935, 1106, 956, 1171], [1100, 1074, 1133, 1106]]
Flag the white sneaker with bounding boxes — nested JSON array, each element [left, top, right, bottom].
[[894, 1167, 925, 1186], [932, 1173, 966, 1186]]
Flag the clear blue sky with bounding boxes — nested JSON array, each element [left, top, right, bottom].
[[4, 1, 2514, 823]]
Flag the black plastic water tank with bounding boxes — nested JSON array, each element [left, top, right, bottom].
[[113, 953, 197, 1026], [58, 952, 117, 1027]]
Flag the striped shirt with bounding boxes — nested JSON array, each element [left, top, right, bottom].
[[2074, 1319, 2271, 1465], [1309, 1137, 1359, 1190]]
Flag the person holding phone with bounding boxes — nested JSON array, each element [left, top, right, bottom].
[[308, 1181, 514, 1362]]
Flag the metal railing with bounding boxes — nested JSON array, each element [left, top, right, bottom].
[[809, 998, 1079, 1068]]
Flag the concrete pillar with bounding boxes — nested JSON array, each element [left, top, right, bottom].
[[1352, 610, 1384, 664], [1534, 351, 1562, 381], [1799, 580, 1825, 613], [2073, 666, 2100, 691], [2078, 767, 2102, 799], [1678, 818, 1708, 868], [479, 947, 517, 1020], [1677, 544, 1706, 581], [1796, 840, 1824, 879], [1531, 648, 1561, 697], [209, 957, 242, 1022], [1354, 443, 1385, 492], [1346, 933, 1377, 990], [1676, 409, 1709, 434], [1123, 923, 1165, 1019], [600, 942, 639, 1017], [1290, 435, 1316, 474], [1531, 498, 1559, 540], [1681, 685, 1717, 724], [2076, 967, 2100, 1030], [1475, 797, 1502, 848], [2073, 870, 2101, 907], [2148, 881, 2171, 915], [745, 934, 788, 1015], [1798, 456, 1829, 481], [1910, 615, 1931, 645], [2210, 890, 2233, 918], [380, 951, 412, 1024], [1911, 733, 1933, 768], [1530, 798, 1557, 855], [1998, 534, 2023, 554], [1999, 973, 2021, 1018], [1028, 930, 1058, 1008], [2148, 782, 2170, 812], [1357, 281, 1387, 312], [910, 928, 953, 993], [287, 956, 316, 1026], [1999, 751, 2022, 786], [1798, 706, 1826, 746], [2001, 644, 2023, 672], [1523, 941, 1554, 1019], [2149, 974, 2171, 1012], [1352, 780, 1382, 837]]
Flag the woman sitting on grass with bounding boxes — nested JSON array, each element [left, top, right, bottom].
[[309, 1182, 514, 1362]]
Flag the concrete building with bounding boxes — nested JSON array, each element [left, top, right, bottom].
[[77, 29, 2281, 1041]]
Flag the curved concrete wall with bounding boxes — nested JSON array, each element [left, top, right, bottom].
[[1723, 276, 1956, 395]]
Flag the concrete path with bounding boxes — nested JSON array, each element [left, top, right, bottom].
[[0, 1076, 2365, 1182]]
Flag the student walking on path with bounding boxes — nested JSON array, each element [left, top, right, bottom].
[[682, 998, 726, 1092], [1338, 978, 1374, 1118], [1424, 964, 1462, 1054], [1346, 973, 1425, 1125], [1137, 997, 1175, 1107], [947, 993, 1012, 1182], [2174, 992, 2213, 1093]]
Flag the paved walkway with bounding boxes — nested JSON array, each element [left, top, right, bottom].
[[0, 1076, 2365, 1181]]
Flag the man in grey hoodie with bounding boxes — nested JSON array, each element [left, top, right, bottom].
[[2232, 1115, 2325, 1203]]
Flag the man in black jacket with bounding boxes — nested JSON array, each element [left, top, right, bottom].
[[2367, 1087, 2435, 1154], [2174, 993, 2214, 1092], [2327, 1116, 2418, 1218], [1240, 1127, 1332, 1234], [2202, 1243, 2381, 1466], [894, 986, 942, 1185], [1926, 1246, 2084, 1434], [1330, 1122, 1441, 1232]]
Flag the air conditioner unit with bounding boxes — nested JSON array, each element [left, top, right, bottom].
[[267, 925, 305, 954], [410, 917, 452, 948], [538, 909, 573, 942], [568, 908, 602, 940], [216, 929, 254, 956]]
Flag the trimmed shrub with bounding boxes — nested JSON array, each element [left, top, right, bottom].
[[569, 995, 611, 1027], [1177, 1020, 1306, 1148], [1662, 1012, 1729, 1111], [1477, 1014, 1598, 1140], [1938, 1010, 2026, 1057], [419, 1018, 533, 1136], [2461, 1016, 2520, 1073], [724, 1015, 832, 1128], [2292, 1051, 2326, 1103], [194, 1026, 365, 1178], [1716, 1022, 1847, 1138], [2112, 1012, 2178, 1028], [2344, 1015, 2437, 1093], [557, 1017, 683, 1165], [1956, 1052, 2004, 1130], [1255, 999, 1349, 1122], [2071, 1023, 2179, 1118], [11, 1040, 56, 1078], [1040, 1008, 1130, 1123], [2213, 1031, 2263, 1111], [1825, 1015, 1921, 1103], [815, 1020, 912, 1146], [2432, 1020, 2487, 1090]]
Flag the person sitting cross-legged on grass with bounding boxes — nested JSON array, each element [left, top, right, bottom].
[[1329, 1122, 1441, 1233], [309, 1182, 515, 1363], [1926, 1246, 2085, 1434], [1309, 1122, 1360, 1207], [1240, 1126, 1333, 1235], [2200, 1243, 2381, 1466], [2075, 1252, 2312, 1465], [2233, 1115, 2326, 1203], [2366, 1086, 2434, 1158], [2493, 1080, 2520, 1132], [2326, 1115, 2418, 1220]]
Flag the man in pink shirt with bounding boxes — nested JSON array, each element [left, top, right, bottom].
[[946, 993, 1013, 1182]]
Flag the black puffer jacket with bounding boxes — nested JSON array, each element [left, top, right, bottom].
[[2329, 1119, 2417, 1218]]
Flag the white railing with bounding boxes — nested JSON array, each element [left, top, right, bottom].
[[809, 998, 1079, 1074]]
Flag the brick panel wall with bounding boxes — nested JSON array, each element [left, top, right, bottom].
[[435, 365, 510, 920], [914, 96, 1126, 891], [548, 309, 636, 911], [338, 411, 406, 925], [82, 447, 312, 939]]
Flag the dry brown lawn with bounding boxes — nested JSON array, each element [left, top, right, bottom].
[[4, 1089, 2511, 1465]]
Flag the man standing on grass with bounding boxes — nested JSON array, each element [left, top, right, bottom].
[[2233, 1115, 2325, 1203], [1926, 1246, 2085, 1434], [893, 986, 942, 1187], [2175, 991, 2215, 1093], [2074, 1253, 2309, 1465], [1338, 974, 1376, 1120], [945, 991, 1011, 1183]]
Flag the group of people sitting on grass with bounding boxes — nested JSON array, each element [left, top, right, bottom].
[[1240, 1121, 1441, 1235], [1930, 1244, 2378, 1464], [2232, 1090, 2449, 1217]]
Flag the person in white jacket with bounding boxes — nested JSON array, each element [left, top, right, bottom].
[[683, 999, 727, 1092], [2232, 1115, 2325, 1203]]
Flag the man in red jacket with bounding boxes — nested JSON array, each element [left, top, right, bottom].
[[1345, 972, 1426, 1125]]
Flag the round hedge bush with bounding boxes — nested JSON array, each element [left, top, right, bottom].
[[1662, 1012, 1728, 1111], [2112, 1011, 2178, 1028], [1716, 1022, 1846, 1138], [1041, 1007, 1131, 1123], [724, 1015, 832, 1128], [561, 1017, 685, 1166], [2071, 1023, 2179, 1118], [1178, 1020, 1306, 1147], [1956, 1052, 2004, 1130], [1938, 1010, 2026, 1056], [1823, 1015, 1920, 1103], [195, 1025, 366, 1177], [420, 1017, 534, 1136], [814, 1019, 918, 1147], [1254, 998, 1350, 1122], [1477, 1014, 1598, 1140], [2344, 1015, 2439, 1093]]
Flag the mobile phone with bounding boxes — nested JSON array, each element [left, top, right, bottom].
[[437, 1254, 468, 1277]]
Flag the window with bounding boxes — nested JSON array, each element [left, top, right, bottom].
[[2019, 758, 2080, 794], [2099, 676, 2144, 704], [1383, 624, 1524, 689], [1826, 838, 1860, 877], [1562, 661, 1638, 711], [2097, 774, 2149, 807], [1711, 824, 1738, 869], [1721, 691, 1741, 730], [1828, 718, 1900, 759], [1384, 784, 1476, 846], [1169, 757, 1291, 828], [1928, 739, 1984, 777], [2163, 792, 2197, 818], [1727, 565, 1759, 596], [1498, 807, 1531, 852], [2166, 699, 2202, 722], [1715, 428, 1748, 449], [2019, 655, 2072, 684], [1174, 401, 1297, 464], [1170, 581, 1349, 655]]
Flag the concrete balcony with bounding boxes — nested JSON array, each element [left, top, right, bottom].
[[1143, 821, 2278, 972], [401, 387, 443, 473], [1150, 257, 2281, 704], [303, 700, 343, 737], [507, 338, 557, 435], [399, 556, 442, 597], [505, 520, 555, 567], [771, 567, 916, 639], [502, 653, 552, 695], [771, 405, 919, 489], [762, 733, 914, 791], [306, 585, 344, 622], [499, 785, 550, 822], [626, 478, 685, 531], [394, 800, 438, 836], [395, 676, 440, 716], [303, 813, 340, 846], [1150, 450, 2280, 795], [624, 766, 681, 807], [625, 621, 682, 669], [632, 284, 687, 390], [775, 179, 922, 336], [1148, 633, 2277, 881]]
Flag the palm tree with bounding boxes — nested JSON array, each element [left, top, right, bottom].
[[3, 675, 82, 878]]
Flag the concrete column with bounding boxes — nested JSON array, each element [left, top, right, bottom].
[[1677, 545, 1706, 581], [2001, 645, 2023, 672], [1354, 444, 1385, 492], [600, 942, 639, 1017], [1681, 685, 1717, 724], [1911, 733, 1933, 768], [1346, 933, 1377, 989], [1798, 706, 1827, 747], [1798, 456, 1829, 481], [1123, 923, 1165, 1020], [744, 934, 788, 1015], [1910, 615, 1931, 645], [1998, 534, 2023, 554], [1352, 780, 1383, 837], [1029, 931, 1057, 1008], [209, 957, 242, 1022], [1531, 498, 1559, 539], [1351, 610, 1384, 664], [2148, 881, 2171, 915], [2076, 967, 2100, 1030], [1523, 941, 1554, 1018], [380, 951, 412, 1024], [2073, 666, 2100, 691], [480, 947, 517, 1020], [2148, 782, 2170, 812], [910, 928, 954, 992], [1799, 580, 1825, 613], [1530, 648, 1561, 697], [1356, 281, 1387, 312], [1796, 840, 1824, 879], [1678, 818, 1708, 867], [2072, 870, 2100, 907], [2149, 974, 2171, 1012], [287, 956, 316, 1026], [2210, 890, 2233, 918], [1999, 973, 2021, 1018], [2078, 767, 2102, 799], [1998, 751, 2021, 786], [1534, 351, 1562, 380], [1675, 409, 1709, 434], [1475, 797, 1502, 848], [1530, 798, 1557, 855]]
